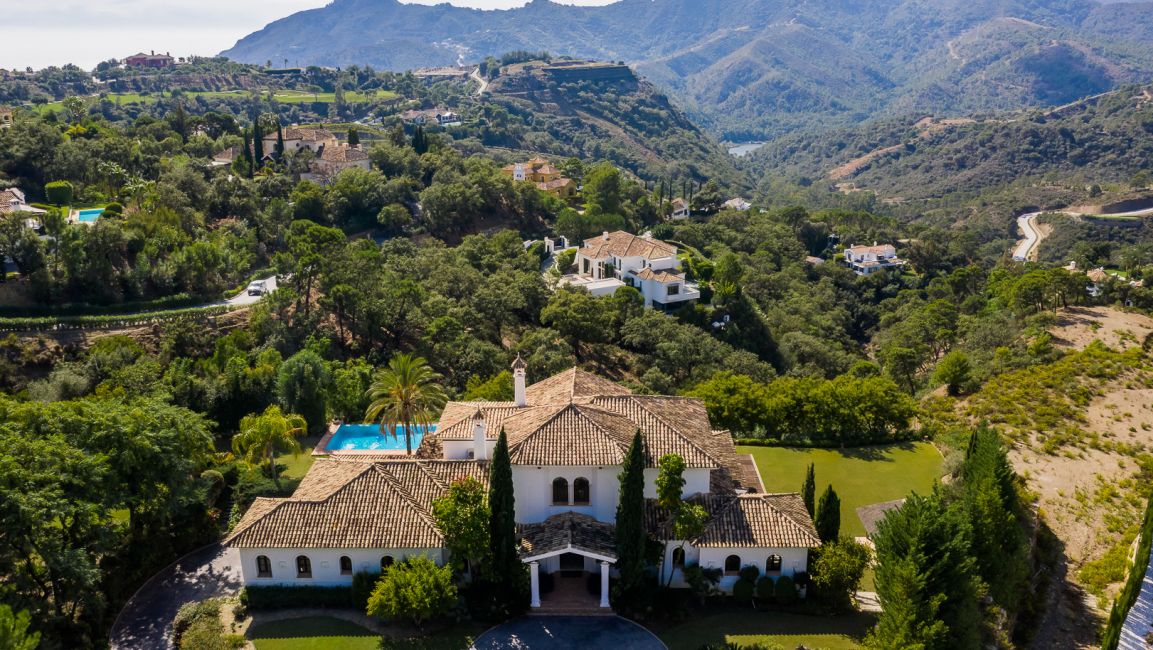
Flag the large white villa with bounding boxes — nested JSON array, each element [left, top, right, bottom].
[[564, 231, 701, 310], [226, 362, 819, 610]]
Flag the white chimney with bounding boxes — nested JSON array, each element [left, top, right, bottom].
[[512, 355, 528, 407], [603, 231, 610, 241], [472, 411, 488, 461]]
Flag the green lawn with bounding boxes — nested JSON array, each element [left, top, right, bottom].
[[251, 616, 378, 650], [739, 443, 944, 538], [659, 610, 877, 650], [279, 435, 322, 481], [378, 622, 488, 649]]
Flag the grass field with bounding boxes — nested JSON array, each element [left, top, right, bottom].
[[278, 435, 321, 481], [738, 443, 945, 538], [659, 610, 876, 650], [251, 617, 378, 650]]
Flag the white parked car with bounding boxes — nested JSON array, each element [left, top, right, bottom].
[[246, 281, 267, 296]]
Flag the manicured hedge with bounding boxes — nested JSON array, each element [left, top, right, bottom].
[[0, 305, 239, 332], [734, 433, 923, 449], [240, 585, 356, 611], [1101, 494, 1153, 649]]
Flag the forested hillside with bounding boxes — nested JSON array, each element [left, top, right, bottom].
[[221, 0, 1153, 139]]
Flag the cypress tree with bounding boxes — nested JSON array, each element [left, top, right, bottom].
[[276, 124, 285, 159], [253, 116, 265, 167], [347, 127, 360, 147], [241, 129, 254, 179], [802, 463, 816, 517], [867, 490, 982, 650], [487, 429, 527, 614], [614, 430, 648, 608], [815, 485, 841, 543], [961, 427, 1028, 608]]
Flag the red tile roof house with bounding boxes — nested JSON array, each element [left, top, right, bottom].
[[124, 51, 175, 68], [226, 364, 820, 611]]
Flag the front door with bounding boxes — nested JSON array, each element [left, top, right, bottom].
[[559, 553, 584, 577]]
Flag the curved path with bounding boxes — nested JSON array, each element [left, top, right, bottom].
[[472, 616, 666, 650], [1013, 207, 1153, 263], [109, 543, 242, 650]]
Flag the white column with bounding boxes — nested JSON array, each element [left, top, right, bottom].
[[599, 561, 611, 608], [530, 561, 541, 608]]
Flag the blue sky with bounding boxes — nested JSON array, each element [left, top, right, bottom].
[[2, 0, 619, 70]]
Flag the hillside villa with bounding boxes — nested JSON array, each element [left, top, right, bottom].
[[261, 126, 339, 155], [671, 198, 691, 220], [124, 51, 175, 68], [503, 157, 577, 199], [214, 125, 369, 183], [843, 243, 907, 276], [225, 363, 819, 611], [0, 106, 12, 129], [303, 145, 372, 184], [723, 198, 752, 212], [401, 109, 462, 127], [563, 230, 701, 309]]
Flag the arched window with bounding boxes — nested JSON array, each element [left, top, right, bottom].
[[724, 554, 741, 576], [296, 555, 312, 578], [381, 556, 395, 572], [256, 555, 272, 578], [672, 547, 686, 568], [552, 478, 570, 505], [340, 556, 353, 575], [573, 478, 591, 505], [766, 555, 783, 573]]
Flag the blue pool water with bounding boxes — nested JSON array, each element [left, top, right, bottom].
[[328, 423, 433, 452], [77, 208, 105, 223]]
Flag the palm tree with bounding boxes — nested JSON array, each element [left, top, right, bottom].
[[365, 354, 448, 456], [232, 405, 307, 488]]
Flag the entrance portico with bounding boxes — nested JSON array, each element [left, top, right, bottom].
[[519, 513, 617, 611]]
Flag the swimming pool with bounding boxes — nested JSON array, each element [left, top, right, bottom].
[[326, 423, 433, 452], [77, 208, 105, 223]]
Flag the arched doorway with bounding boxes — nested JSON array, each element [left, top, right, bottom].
[[559, 552, 585, 578]]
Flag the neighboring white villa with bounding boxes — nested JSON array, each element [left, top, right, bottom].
[[723, 197, 752, 212], [262, 127, 339, 155], [303, 145, 372, 184], [226, 363, 820, 610], [670, 198, 691, 220], [564, 231, 701, 309], [0, 188, 46, 230], [843, 243, 907, 276]]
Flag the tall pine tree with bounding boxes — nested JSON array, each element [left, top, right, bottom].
[[252, 116, 265, 168], [962, 427, 1029, 608], [815, 485, 841, 543], [276, 124, 285, 160], [487, 429, 527, 615], [614, 430, 648, 608], [802, 463, 816, 516]]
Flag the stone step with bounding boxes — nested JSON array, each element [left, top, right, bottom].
[[530, 608, 615, 617]]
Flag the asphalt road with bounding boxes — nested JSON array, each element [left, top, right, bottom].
[[224, 275, 278, 307], [109, 544, 242, 650]]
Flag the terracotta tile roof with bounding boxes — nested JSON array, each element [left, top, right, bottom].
[[518, 513, 618, 560], [525, 367, 633, 404], [1087, 268, 1109, 282], [632, 268, 685, 284], [580, 231, 678, 261], [225, 459, 487, 549], [319, 145, 369, 162], [538, 178, 574, 191], [424, 370, 752, 483], [281, 127, 337, 142], [847, 244, 897, 256], [693, 494, 821, 548]]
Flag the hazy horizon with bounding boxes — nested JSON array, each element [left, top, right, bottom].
[[1, 0, 619, 71]]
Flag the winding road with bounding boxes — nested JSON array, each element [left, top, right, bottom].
[[1012, 208, 1153, 262], [470, 67, 489, 96]]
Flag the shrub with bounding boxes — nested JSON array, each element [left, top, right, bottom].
[[755, 576, 775, 601], [172, 599, 221, 646], [44, 181, 73, 206], [732, 578, 755, 604], [351, 571, 379, 611], [366, 556, 457, 629], [774, 575, 798, 606], [739, 564, 761, 583], [240, 586, 354, 610]]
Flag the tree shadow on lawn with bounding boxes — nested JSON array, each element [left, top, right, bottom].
[[658, 608, 877, 650], [833, 442, 921, 462], [252, 616, 377, 639]]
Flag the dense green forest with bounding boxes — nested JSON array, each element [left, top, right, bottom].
[[2, 53, 1153, 649]]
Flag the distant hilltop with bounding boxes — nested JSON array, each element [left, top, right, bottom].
[[221, 0, 1153, 141]]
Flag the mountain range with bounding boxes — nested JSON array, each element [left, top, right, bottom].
[[221, 0, 1153, 139]]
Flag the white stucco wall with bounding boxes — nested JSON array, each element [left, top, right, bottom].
[[442, 439, 496, 460], [697, 547, 809, 593], [510, 466, 712, 524], [237, 547, 443, 587]]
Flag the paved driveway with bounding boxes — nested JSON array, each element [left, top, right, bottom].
[[472, 616, 666, 650], [110, 544, 242, 650]]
